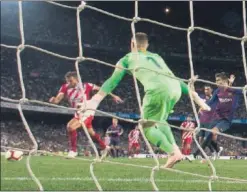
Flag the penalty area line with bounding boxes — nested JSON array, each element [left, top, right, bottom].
[[1, 177, 247, 184]]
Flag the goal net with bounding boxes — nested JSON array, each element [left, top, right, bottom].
[[1, 1, 247, 191]]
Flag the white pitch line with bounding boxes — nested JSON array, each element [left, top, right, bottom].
[[2, 177, 247, 184]]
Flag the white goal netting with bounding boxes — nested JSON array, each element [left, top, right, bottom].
[[1, 1, 247, 191]]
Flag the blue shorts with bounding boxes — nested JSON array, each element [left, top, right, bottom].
[[198, 123, 210, 137], [209, 119, 231, 133], [110, 137, 120, 146]]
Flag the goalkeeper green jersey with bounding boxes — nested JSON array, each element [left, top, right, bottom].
[[101, 51, 188, 95]]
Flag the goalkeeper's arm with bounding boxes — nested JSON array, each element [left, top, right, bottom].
[[84, 59, 127, 112], [180, 81, 211, 111]]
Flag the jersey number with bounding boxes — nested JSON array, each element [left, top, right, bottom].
[[147, 57, 162, 69]]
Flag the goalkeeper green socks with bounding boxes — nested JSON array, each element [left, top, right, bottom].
[[144, 127, 173, 154]]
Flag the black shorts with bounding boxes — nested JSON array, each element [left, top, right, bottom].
[[198, 123, 210, 137], [209, 119, 231, 133], [110, 138, 120, 146]]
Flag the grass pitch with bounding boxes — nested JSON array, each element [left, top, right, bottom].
[[1, 155, 247, 191]]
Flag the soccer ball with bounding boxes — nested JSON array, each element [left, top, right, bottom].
[[5, 150, 23, 161]]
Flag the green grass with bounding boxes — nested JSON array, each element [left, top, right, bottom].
[[1, 155, 247, 191]]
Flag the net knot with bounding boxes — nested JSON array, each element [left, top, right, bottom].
[[242, 35, 247, 42], [188, 75, 198, 84], [210, 175, 219, 181], [17, 44, 25, 51], [194, 127, 201, 135], [138, 119, 147, 124], [19, 98, 29, 103], [76, 56, 85, 62], [243, 85, 247, 92], [188, 26, 194, 33], [152, 165, 159, 171], [132, 16, 141, 23], [77, 1, 86, 11]]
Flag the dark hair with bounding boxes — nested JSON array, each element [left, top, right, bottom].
[[65, 71, 78, 79], [135, 32, 148, 47], [204, 85, 212, 89], [215, 72, 228, 80]]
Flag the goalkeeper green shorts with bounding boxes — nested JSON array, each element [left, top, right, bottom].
[[142, 88, 181, 122]]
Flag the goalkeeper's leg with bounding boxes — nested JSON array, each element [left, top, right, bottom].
[[142, 90, 182, 168]]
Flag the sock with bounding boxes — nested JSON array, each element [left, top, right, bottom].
[[116, 149, 119, 157], [182, 148, 186, 155], [92, 133, 106, 150], [187, 148, 191, 155], [208, 144, 215, 153], [69, 130, 77, 152], [211, 140, 220, 152], [144, 126, 173, 154], [194, 133, 212, 157], [111, 149, 115, 158], [128, 149, 132, 157], [135, 148, 140, 155]]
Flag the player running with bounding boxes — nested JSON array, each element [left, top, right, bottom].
[[80, 32, 210, 168], [128, 125, 141, 158], [106, 118, 124, 158], [49, 71, 123, 158], [189, 72, 243, 161], [197, 85, 216, 158], [181, 115, 195, 155]]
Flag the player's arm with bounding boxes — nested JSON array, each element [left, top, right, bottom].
[[84, 57, 128, 113], [49, 85, 66, 104], [49, 93, 64, 104], [207, 89, 219, 106], [93, 85, 123, 103], [180, 81, 211, 111], [106, 127, 112, 134], [228, 74, 235, 87], [119, 126, 124, 136], [128, 130, 132, 140], [99, 58, 127, 97]]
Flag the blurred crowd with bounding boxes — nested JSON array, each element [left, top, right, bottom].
[[1, 1, 243, 60], [1, 45, 246, 118], [1, 120, 246, 157]]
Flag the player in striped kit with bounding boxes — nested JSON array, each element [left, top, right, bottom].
[[49, 71, 123, 158], [128, 125, 141, 158], [180, 116, 196, 155]]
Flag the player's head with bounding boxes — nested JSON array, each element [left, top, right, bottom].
[[215, 72, 228, 87], [112, 118, 118, 126], [131, 32, 149, 51], [204, 85, 212, 96], [187, 115, 193, 121], [65, 71, 78, 87]]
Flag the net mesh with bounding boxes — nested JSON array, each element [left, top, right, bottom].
[[1, 1, 247, 191]]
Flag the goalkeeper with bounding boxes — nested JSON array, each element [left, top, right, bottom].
[[82, 32, 210, 168]]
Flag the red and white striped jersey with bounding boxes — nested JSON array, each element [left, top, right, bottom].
[[128, 129, 140, 144], [59, 82, 94, 108], [181, 121, 196, 140]]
